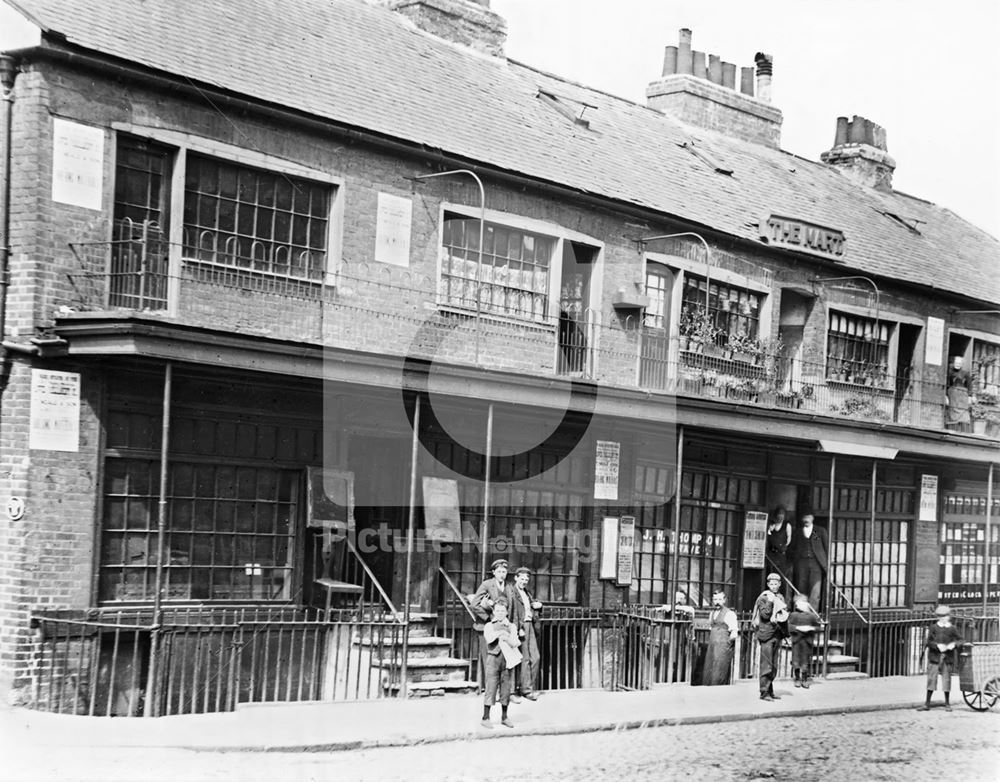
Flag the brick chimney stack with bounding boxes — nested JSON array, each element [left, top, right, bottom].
[[820, 116, 896, 192], [383, 0, 506, 57], [646, 29, 782, 148]]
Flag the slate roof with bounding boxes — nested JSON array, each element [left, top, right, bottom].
[[5, 0, 999, 304]]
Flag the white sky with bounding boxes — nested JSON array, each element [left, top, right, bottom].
[[492, 0, 1000, 241]]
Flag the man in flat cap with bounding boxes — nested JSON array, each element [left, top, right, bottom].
[[509, 566, 543, 701], [918, 604, 963, 712], [752, 572, 789, 702], [470, 559, 516, 727]]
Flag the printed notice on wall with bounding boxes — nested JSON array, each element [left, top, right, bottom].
[[29, 369, 81, 452], [600, 516, 619, 580], [616, 515, 635, 586], [374, 192, 412, 267], [422, 477, 462, 542], [594, 440, 620, 500], [741, 510, 769, 569], [51, 118, 104, 211], [919, 474, 939, 522], [925, 317, 944, 366]]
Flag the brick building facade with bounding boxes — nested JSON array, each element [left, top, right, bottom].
[[0, 0, 997, 707]]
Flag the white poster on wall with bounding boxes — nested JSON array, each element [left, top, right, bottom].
[[599, 516, 618, 580], [51, 118, 104, 211], [29, 369, 81, 452], [374, 192, 412, 267], [594, 440, 620, 500], [925, 316, 944, 366], [919, 474, 939, 522], [616, 515, 635, 586]]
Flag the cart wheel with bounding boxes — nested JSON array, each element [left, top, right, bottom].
[[984, 677, 1000, 710], [962, 689, 992, 712]]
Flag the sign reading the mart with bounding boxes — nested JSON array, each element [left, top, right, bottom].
[[761, 215, 846, 260]]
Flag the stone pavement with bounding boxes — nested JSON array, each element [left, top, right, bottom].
[[0, 675, 932, 754]]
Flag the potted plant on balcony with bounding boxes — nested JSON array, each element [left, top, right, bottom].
[[969, 400, 990, 435], [728, 329, 756, 364]]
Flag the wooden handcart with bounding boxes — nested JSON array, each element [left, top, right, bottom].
[[958, 641, 1000, 711]]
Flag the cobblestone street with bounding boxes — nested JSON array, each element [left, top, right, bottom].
[[6, 707, 999, 782]]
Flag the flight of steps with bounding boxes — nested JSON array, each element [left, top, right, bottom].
[[362, 614, 478, 697], [779, 634, 866, 679]]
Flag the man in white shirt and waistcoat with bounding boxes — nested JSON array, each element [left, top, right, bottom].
[[509, 566, 542, 701]]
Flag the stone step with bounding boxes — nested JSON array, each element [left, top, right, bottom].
[[372, 656, 472, 683], [356, 635, 452, 650], [824, 670, 869, 680], [387, 679, 479, 697]]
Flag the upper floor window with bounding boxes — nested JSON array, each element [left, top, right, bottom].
[[111, 134, 335, 301], [826, 310, 892, 387], [440, 213, 553, 320], [182, 155, 330, 281], [973, 340, 1000, 397], [679, 274, 762, 348]]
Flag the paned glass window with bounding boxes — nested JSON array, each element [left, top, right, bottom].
[[812, 485, 911, 608], [679, 274, 761, 349], [939, 493, 1000, 603], [826, 311, 891, 387], [440, 214, 552, 320], [99, 459, 298, 602], [182, 154, 330, 280], [973, 340, 1000, 396]]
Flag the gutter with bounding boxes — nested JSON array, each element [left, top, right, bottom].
[[0, 54, 18, 391]]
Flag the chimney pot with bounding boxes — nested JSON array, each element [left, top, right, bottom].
[[834, 116, 849, 146], [692, 50, 706, 80], [739, 66, 754, 95], [848, 116, 867, 143], [662, 45, 678, 76], [722, 62, 737, 90], [754, 52, 773, 103], [677, 28, 693, 74], [708, 54, 722, 85]]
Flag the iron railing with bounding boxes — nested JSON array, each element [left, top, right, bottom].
[[29, 607, 403, 716], [61, 234, 997, 438]]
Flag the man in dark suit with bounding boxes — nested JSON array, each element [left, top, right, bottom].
[[788, 513, 829, 610], [509, 566, 542, 700]]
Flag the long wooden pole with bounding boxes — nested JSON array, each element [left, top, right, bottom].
[[145, 362, 172, 716], [399, 394, 421, 698], [481, 403, 494, 579], [669, 426, 684, 609], [867, 458, 876, 675], [984, 462, 995, 617], [823, 455, 836, 679]]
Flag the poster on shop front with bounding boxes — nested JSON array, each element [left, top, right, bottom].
[[616, 515, 635, 586], [594, 440, 620, 500], [741, 510, 769, 569]]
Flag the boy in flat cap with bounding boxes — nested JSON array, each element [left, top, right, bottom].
[[752, 572, 789, 701], [918, 604, 963, 711], [469, 559, 516, 726], [509, 566, 543, 700], [480, 600, 521, 728]]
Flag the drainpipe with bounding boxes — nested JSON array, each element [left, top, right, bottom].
[[0, 55, 19, 393]]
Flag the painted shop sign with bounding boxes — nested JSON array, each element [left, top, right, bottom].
[[761, 214, 845, 260]]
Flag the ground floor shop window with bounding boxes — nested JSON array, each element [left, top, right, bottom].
[[630, 462, 675, 604], [100, 459, 299, 603], [812, 485, 911, 608], [675, 470, 761, 607], [939, 493, 1000, 602]]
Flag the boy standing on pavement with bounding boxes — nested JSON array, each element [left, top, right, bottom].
[[753, 572, 789, 701], [510, 566, 542, 701], [918, 604, 963, 712], [788, 594, 821, 688], [470, 559, 516, 726], [480, 601, 520, 728]]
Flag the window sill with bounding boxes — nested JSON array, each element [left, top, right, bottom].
[[826, 379, 893, 394], [435, 302, 557, 332], [183, 257, 332, 291]]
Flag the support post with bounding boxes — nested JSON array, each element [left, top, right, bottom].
[[145, 362, 172, 716], [984, 462, 995, 618], [400, 394, 421, 698], [822, 455, 836, 678], [480, 403, 494, 579], [867, 458, 877, 675], [669, 426, 684, 609]]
